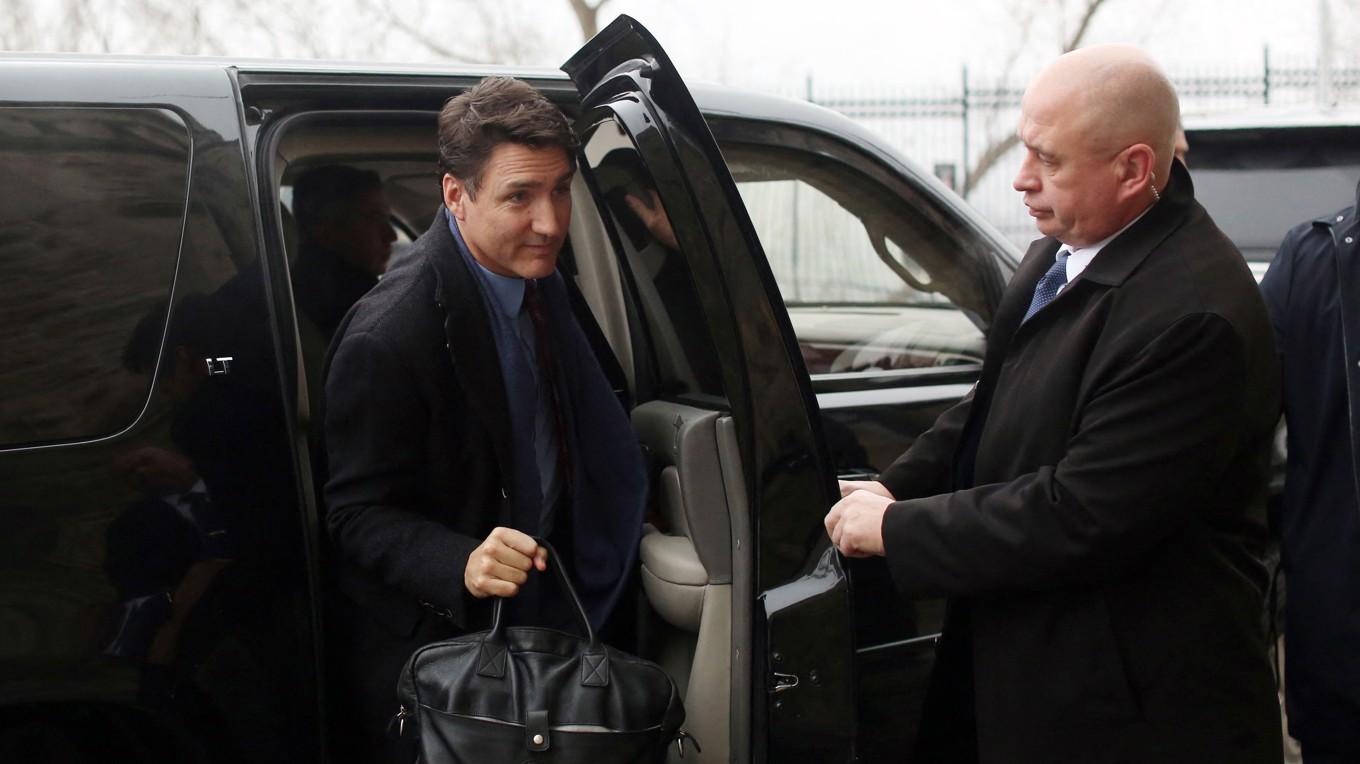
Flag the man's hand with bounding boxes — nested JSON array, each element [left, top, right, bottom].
[[464, 527, 548, 599], [838, 479, 893, 499], [624, 191, 679, 250], [825, 490, 893, 558]]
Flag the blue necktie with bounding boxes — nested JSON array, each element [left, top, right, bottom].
[[1022, 250, 1071, 322]]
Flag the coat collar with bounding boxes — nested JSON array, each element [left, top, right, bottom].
[[424, 206, 515, 490], [1310, 177, 1360, 240], [1076, 157, 1196, 288]]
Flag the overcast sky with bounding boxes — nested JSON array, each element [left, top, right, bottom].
[[519, 0, 1353, 91], [7, 0, 1353, 93]]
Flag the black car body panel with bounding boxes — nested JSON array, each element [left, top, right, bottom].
[[0, 19, 1019, 762]]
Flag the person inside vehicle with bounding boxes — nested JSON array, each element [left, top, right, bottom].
[[290, 164, 396, 341], [826, 44, 1282, 762], [321, 76, 648, 764]]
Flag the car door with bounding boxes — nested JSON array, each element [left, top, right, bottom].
[[701, 106, 1016, 760], [564, 16, 857, 762], [0, 60, 321, 762]]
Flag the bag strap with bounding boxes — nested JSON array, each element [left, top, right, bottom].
[[478, 536, 610, 688]]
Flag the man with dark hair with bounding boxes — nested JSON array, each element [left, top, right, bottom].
[[322, 76, 647, 763], [290, 164, 395, 339]]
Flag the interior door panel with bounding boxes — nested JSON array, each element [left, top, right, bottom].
[[632, 400, 742, 764]]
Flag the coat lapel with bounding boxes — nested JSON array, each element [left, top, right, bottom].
[[1075, 158, 1196, 290], [424, 208, 515, 494], [990, 236, 1061, 356]]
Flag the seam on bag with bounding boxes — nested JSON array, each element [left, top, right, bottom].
[[416, 704, 664, 734]]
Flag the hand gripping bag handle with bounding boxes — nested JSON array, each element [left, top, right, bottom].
[[475, 536, 610, 687]]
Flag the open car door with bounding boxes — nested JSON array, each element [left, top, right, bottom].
[[564, 16, 856, 763]]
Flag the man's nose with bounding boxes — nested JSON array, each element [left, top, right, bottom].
[[530, 198, 565, 238], [1013, 156, 1038, 193]]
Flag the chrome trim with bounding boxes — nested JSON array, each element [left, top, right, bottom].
[[855, 633, 941, 655], [816, 383, 974, 410]]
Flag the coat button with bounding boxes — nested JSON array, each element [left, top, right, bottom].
[[501, 488, 509, 499], [1338, 215, 1346, 222], [532, 734, 545, 745], [1347, 237, 1355, 244]]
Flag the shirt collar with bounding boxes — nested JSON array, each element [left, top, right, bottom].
[[448, 214, 524, 319]]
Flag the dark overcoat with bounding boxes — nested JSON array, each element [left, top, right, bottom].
[[320, 210, 645, 763], [879, 160, 1284, 763], [1260, 180, 1360, 756]]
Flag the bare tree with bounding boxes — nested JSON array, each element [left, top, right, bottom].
[[0, 0, 612, 63], [961, 0, 1114, 198], [374, 0, 613, 65], [567, 0, 615, 40]]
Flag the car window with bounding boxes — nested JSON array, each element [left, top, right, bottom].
[[1185, 126, 1360, 277], [723, 143, 991, 375], [0, 106, 189, 448], [581, 116, 727, 400]]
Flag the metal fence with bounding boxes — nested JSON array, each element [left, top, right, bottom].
[[796, 52, 1360, 246]]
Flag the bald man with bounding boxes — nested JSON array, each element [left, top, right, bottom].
[[826, 46, 1281, 762]]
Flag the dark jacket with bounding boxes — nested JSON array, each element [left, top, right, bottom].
[[879, 160, 1283, 763], [322, 208, 645, 639], [1260, 180, 1360, 755]]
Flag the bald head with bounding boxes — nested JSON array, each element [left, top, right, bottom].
[[1026, 45, 1180, 181], [1013, 45, 1181, 246]]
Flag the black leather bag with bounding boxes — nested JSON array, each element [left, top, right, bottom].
[[395, 540, 687, 763]]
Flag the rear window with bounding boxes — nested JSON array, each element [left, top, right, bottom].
[[1187, 126, 1360, 268], [0, 107, 190, 448]]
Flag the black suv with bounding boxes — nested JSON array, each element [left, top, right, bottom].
[[0, 18, 1017, 763]]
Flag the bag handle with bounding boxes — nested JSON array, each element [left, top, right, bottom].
[[476, 536, 611, 687]]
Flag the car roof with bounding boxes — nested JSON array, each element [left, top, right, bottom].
[[1184, 105, 1360, 131], [0, 52, 1019, 263]]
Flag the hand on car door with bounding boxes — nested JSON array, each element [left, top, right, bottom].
[[826, 483, 894, 558]]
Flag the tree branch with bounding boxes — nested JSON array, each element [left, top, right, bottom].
[[568, 0, 610, 40], [963, 133, 1020, 197], [1063, 0, 1111, 52], [379, 0, 492, 64]]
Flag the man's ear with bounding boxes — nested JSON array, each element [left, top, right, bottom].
[[442, 174, 467, 220], [1115, 144, 1156, 204]]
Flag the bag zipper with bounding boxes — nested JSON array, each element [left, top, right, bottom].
[[388, 705, 412, 737]]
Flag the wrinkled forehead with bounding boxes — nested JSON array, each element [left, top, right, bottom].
[[483, 144, 575, 187]]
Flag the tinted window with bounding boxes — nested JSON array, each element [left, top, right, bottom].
[[0, 95, 315, 762], [725, 143, 992, 375], [1187, 126, 1360, 271], [582, 117, 726, 399], [0, 107, 189, 447]]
